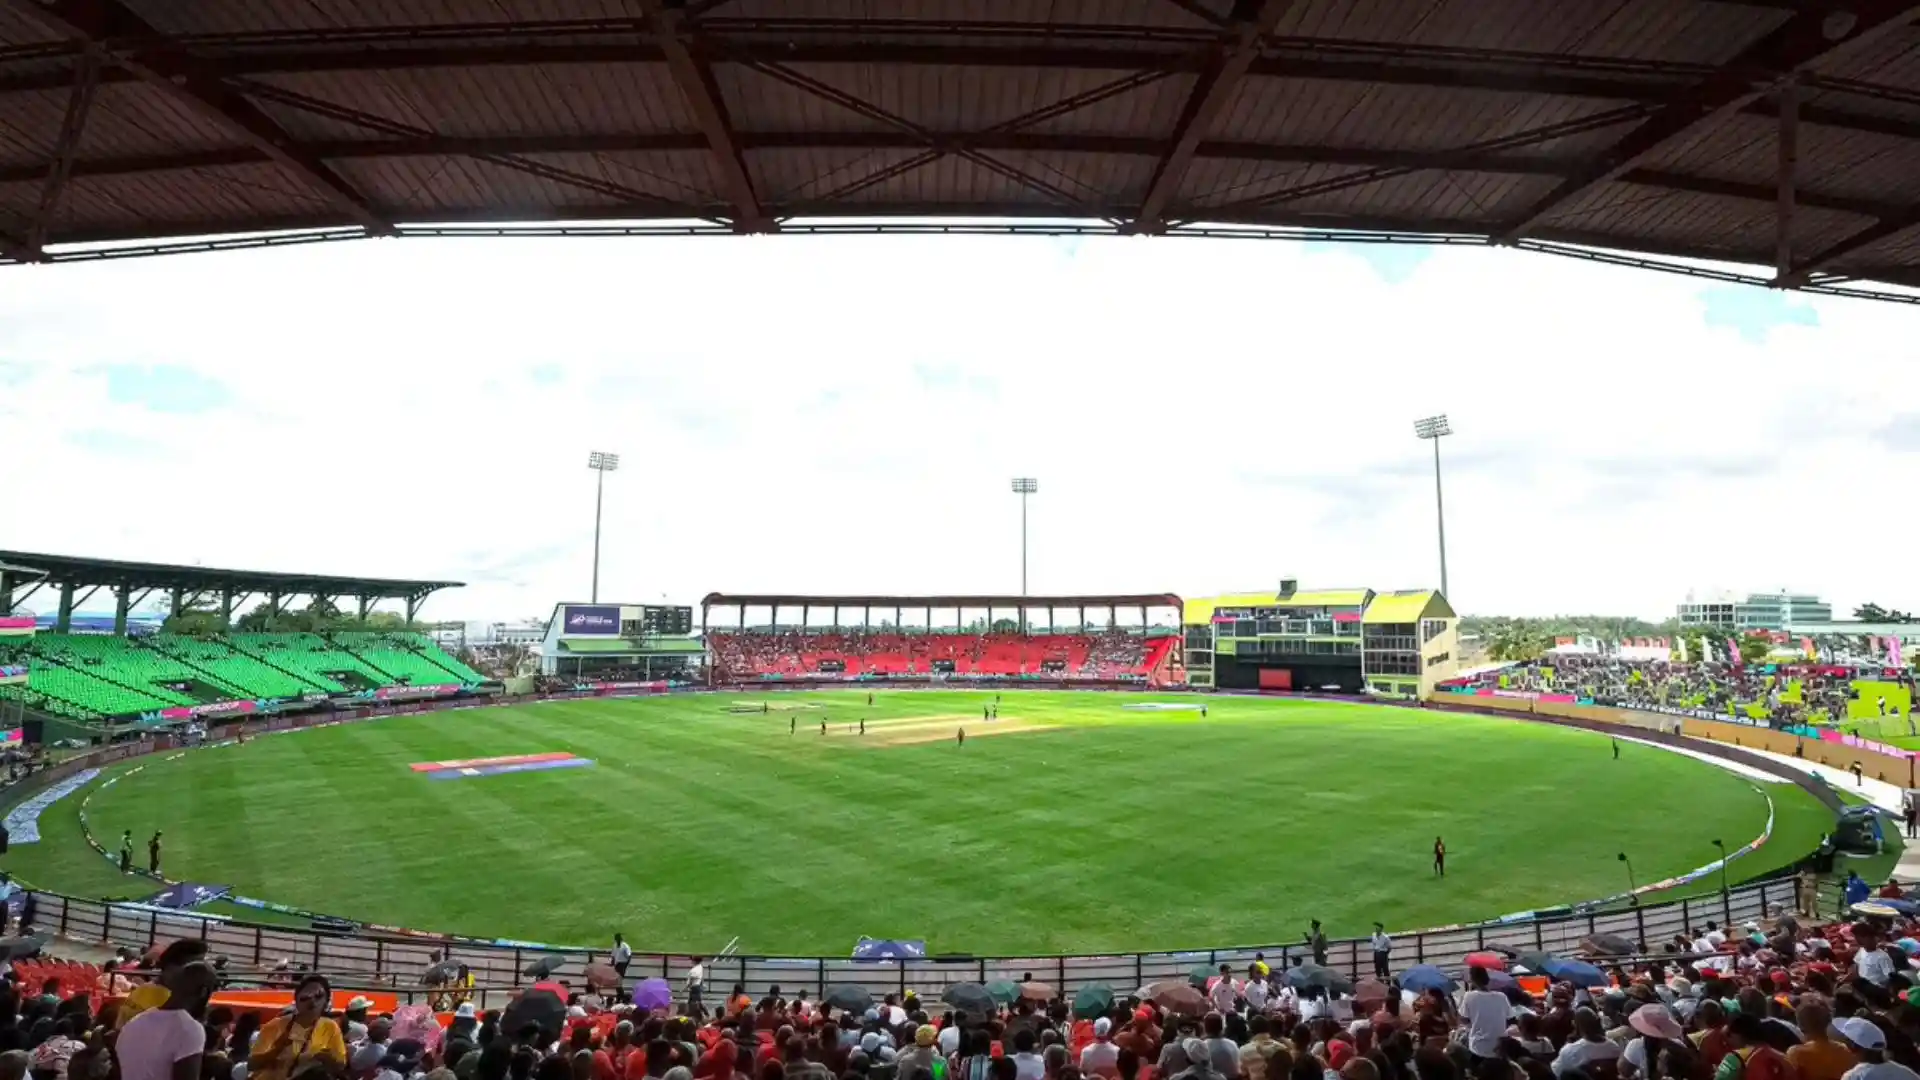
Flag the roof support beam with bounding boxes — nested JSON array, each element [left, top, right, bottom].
[[2, 0, 394, 236], [1775, 79, 1798, 277], [1129, 0, 1294, 233], [637, 0, 769, 232], [26, 49, 97, 258], [1493, 0, 1920, 243], [1777, 204, 1920, 284]]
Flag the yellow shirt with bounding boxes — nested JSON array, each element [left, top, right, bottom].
[[1786, 1038, 1857, 1080], [250, 1016, 348, 1080]]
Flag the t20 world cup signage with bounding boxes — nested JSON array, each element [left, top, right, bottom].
[[563, 605, 621, 635]]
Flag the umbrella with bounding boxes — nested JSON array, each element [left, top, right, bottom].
[[1188, 964, 1217, 989], [1485, 971, 1529, 1003], [824, 985, 873, 1013], [584, 963, 622, 991], [1463, 951, 1507, 971], [1541, 959, 1608, 988], [1399, 965, 1456, 995], [1284, 963, 1353, 995], [1072, 983, 1114, 1020], [1483, 944, 1527, 959], [1581, 933, 1636, 957], [1856, 902, 1904, 918], [942, 984, 999, 1016], [1897, 938, 1920, 956], [420, 959, 461, 987], [1881, 898, 1920, 916], [1020, 981, 1057, 1003], [1352, 978, 1390, 1007], [1139, 980, 1207, 1015], [523, 954, 565, 979], [985, 981, 1021, 1006], [0, 933, 49, 963], [1514, 952, 1558, 974], [502, 987, 568, 1042], [632, 978, 673, 1012]]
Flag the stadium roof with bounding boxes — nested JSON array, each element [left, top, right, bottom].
[[5, 0, 1920, 302], [702, 593, 1182, 608], [0, 550, 463, 600], [1361, 589, 1457, 624], [1183, 588, 1373, 622]]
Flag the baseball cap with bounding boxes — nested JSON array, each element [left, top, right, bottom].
[[1833, 1017, 1887, 1051]]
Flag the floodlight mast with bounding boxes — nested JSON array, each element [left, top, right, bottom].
[[1011, 478, 1038, 629], [587, 451, 620, 603], [1412, 416, 1452, 600]]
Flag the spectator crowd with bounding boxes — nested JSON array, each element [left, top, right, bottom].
[[31, 898, 1920, 1080]]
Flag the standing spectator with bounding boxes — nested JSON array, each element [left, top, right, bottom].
[[1369, 924, 1392, 980], [117, 962, 215, 1080], [1786, 999, 1856, 1080], [1080, 1020, 1119, 1080], [1459, 968, 1507, 1065], [612, 935, 632, 980], [1305, 922, 1328, 966], [1832, 1018, 1918, 1080]]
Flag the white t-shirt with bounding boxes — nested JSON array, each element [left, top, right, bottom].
[[938, 1027, 963, 1056], [1080, 1041, 1120, 1078], [1844, 1064, 1920, 1080], [1013, 1052, 1046, 1080], [1858, 948, 1896, 986], [1703, 931, 1727, 949], [1210, 979, 1238, 1013], [686, 963, 706, 988], [118, 1008, 206, 1080], [1460, 989, 1511, 1058], [1371, 933, 1393, 954], [1551, 1040, 1621, 1078], [1245, 980, 1270, 1012], [613, 942, 632, 965]]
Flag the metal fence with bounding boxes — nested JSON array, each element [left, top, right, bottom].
[[28, 875, 1808, 1012]]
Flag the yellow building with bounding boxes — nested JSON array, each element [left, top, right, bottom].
[[1183, 581, 1457, 698]]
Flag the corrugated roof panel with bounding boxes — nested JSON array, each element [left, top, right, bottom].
[[1017, 73, 1192, 137], [0, 7, 70, 46], [1644, 112, 1920, 210], [1217, 78, 1642, 155], [120, 0, 643, 36], [254, 64, 695, 140], [1812, 21, 1920, 83], [717, 64, 896, 134], [716, 0, 1212, 29], [987, 149, 1154, 206], [54, 164, 335, 234], [1269, 168, 1544, 221]]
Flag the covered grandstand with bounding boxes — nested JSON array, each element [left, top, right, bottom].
[[1184, 582, 1460, 697], [1, 1, 1920, 302], [0, 552, 485, 725], [702, 592, 1185, 685]]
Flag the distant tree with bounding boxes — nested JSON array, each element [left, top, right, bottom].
[[990, 618, 1019, 633], [1737, 632, 1773, 663], [155, 594, 224, 636], [1855, 603, 1916, 623]]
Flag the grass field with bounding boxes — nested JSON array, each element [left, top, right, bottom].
[[1, 691, 1859, 956]]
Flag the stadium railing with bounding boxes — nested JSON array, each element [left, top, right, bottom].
[[23, 874, 1804, 1013]]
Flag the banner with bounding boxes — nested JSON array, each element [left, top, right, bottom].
[[153, 700, 260, 722], [0, 618, 34, 637], [144, 882, 232, 909], [0, 665, 25, 686], [1727, 636, 1742, 667], [561, 605, 620, 635], [1890, 637, 1906, 669]]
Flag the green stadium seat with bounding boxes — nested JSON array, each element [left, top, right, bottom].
[[332, 632, 481, 686], [229, 633, 388, 691], [149, 636, 315, 699]]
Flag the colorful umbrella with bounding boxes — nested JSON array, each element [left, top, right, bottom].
[[1020, 981, 1057, 1003], [632, 978, 673, 1012], [1072, 983, 1114, 1020], [1541, 959, 1607, 988], [1463, 951, 1507, 971], [1352, 978, 1390, 1007], [1140, 980, 1206, 1015], [584, 963, 622, 991], [985, 980, 1021, 1005], [1399, 965, 1456, 995]]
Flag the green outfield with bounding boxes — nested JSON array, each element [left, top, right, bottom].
[[1, 691, 1862, 956]]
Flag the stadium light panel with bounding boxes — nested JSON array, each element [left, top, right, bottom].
[[588, 451, 621, 471], [1413, 416, 1451, 440], [1011, 478, 1038, 494]]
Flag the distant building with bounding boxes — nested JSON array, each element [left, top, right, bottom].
[[1677, 590, 1831, 631], [1183, 579, 1457, 699]]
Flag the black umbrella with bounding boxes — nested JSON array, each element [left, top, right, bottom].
[[502, 987, 567, 1042], [0, 933, 47, 963], [522, 955, 565, 979], [1581, 933, 1635, 957], [421, 959, 461, 987], [1285, 964, 1353, 995], [942, 983, 998, 1016], [1514, 952, 1557, 974], [825, 985, 872, 1013]]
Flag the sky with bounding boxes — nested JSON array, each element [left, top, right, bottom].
[[1, 231, 1916, 625]]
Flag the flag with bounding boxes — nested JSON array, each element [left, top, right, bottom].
[[1802, 636, 1817, 661], [1727, 636, 1742, 667], [1890, 636, 1905, 669], [0, 617, 32, 638], [1676, 637, 1690, 662]]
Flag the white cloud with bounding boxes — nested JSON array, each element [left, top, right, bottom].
[[1, 233, 1916, 623]]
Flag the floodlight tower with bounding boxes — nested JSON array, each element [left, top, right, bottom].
[[1412, 416, 1452, 600], [587, 451, 620, 603], [1011, 478, 1038, 598]]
